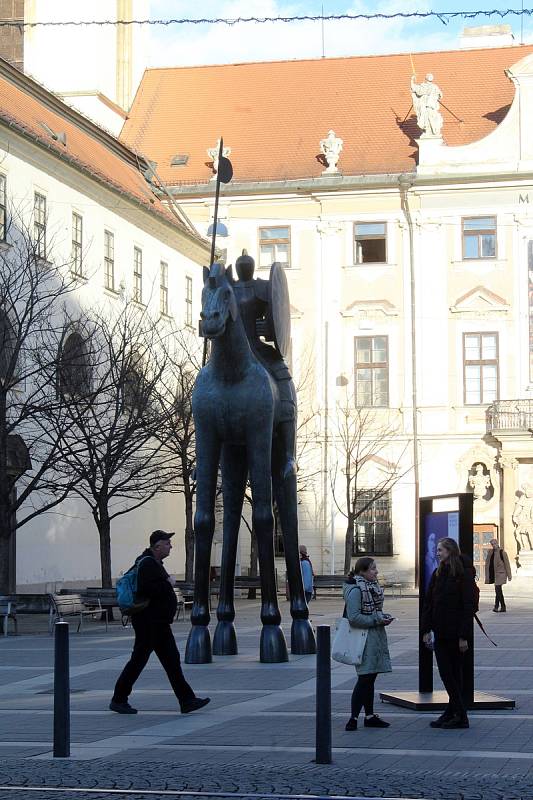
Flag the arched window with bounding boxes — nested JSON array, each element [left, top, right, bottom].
[[0, 309, 16, 385], [58, 332, 91, 397]]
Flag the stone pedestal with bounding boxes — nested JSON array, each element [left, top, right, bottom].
[[517, 549, 533, 576]]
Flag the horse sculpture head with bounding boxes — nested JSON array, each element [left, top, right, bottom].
[[199, 262, 238, 339]]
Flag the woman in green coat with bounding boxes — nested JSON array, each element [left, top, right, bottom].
[[343, 556, 394, 731]]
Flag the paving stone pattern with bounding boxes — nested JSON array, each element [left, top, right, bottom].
[[0, 593, 533, 799]]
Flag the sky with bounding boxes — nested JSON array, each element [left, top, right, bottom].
[[146, 0, 533, 68]]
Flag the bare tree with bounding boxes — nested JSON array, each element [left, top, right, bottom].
[[51, 300, 179, 589], [330, 403, 411, 575], [154, 328, 202, 583], [0, 213, 81, 594]]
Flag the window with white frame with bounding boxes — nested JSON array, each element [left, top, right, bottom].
[[104, 230, 115, 291], [160, 261, 169, 316], [353, 491, 393, 556], [72, 212, 83, 276], [259, 226, 290, 268], [185, 275, 193, 327], [133, 247, 143, 304], [354, 222, 387, 264], [354, 336, 389, 407], [34, 192, 46, 259], [462, 216, 496, 260], [0, 174, 6, 242], [463, 332, 499, 405]]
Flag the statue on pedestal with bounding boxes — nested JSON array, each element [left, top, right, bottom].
[[207, 138, 232, 180], [319, 130, 343, 174], [410, 73, 443, 137], [512, 483, 533, 551], [469, 462, 492, 502]]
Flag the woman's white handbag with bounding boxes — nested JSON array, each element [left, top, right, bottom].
[[331, 618, 368, 665]]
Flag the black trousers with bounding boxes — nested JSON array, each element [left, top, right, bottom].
[[494, 585, 506, 609], [351, 672, 378, 718], [113, 617, 195, 708], [434, 637, 467, 720]]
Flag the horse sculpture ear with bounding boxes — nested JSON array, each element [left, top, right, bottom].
[[228, 291, 238, 321], [203, 266, 209, 284], [225, 264, 234, 284]]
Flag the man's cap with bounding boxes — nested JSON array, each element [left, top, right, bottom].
[[150, 530, 175, 546]]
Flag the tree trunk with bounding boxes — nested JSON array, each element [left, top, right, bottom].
[[184, 483, 195, 583], [0, 529, 11, 594], [344, 515, 354, 576], [97, 510, 113, 589], [248, 526, 258, 599]]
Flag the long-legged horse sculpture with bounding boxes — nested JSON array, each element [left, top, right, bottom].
[[185, 263, 316, 663]]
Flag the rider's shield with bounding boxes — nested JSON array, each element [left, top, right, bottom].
[[267, 262, 291, 360]]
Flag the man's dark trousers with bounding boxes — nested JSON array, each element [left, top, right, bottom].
[[434, 637, 467, 719], [113, 617, 195, 708]]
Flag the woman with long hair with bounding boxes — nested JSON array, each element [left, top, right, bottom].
[[421, 537, 475, 729], [343, 556, 394, 731]]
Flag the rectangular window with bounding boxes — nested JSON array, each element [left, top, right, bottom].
[[34, 192, 46, 259], [259, 226, 290, 268], [133, 247, 143, 304], [353, 491, 393, 556], [463, 332, 499, 405], [355, 336, 389, 407], [104, 230, 115, 291], [160, 261, 169, 316], [462, 216, 497, 260], [0, 174, 6, 241], [185, 275, 193, 327], [354, 222, 387, 264], [72, 212, 83, 276]]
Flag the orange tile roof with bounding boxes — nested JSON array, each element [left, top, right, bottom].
[[121, 44, 533, 186], [0, 59, 195, 234]]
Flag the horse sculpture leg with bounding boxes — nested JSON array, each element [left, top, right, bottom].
[[213, 444, 247, 656], [272, 444, 316, 655], [248, 447, 288, 663], [185, 434, 220, 664]]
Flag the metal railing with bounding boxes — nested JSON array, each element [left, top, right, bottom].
[[487, 399, 533, 433]]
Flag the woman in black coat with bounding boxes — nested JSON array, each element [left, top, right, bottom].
[[421, 537, 474, 729]]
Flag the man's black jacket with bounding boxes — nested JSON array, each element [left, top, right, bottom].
[[134, 548, 177, 624], [421, 556, 474, 640]]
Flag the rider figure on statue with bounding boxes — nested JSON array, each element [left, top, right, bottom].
[[232, 249, 297, 480]]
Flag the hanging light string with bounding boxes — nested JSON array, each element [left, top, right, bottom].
[[4, 9, 533, 28]]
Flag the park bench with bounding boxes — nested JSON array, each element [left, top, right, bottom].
[[0, 598, 17, 636], [312, 574, 404, 598], [48, 593, 109, 634]]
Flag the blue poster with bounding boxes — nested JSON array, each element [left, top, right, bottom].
[[423, 511, 459, 592]]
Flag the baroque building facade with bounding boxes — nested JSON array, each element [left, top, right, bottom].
[[120, 44, 533, 584]]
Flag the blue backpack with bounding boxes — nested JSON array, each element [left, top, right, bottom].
[[116, 556, 152, 615]]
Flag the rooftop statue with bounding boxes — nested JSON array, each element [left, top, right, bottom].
[[320, 129, 343, 174], [410, 73, 443, 137]]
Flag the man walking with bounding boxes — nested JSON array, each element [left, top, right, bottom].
[[484, 538, 512, 612], [299, 544, 314, 604], [110, 530, 210, 715]]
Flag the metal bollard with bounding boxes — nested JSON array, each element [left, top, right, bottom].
[[53, 621, 70, 758], [315, 624, 332, 764]]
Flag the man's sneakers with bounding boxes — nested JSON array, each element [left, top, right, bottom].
[[345, 717, 358, 731], [441, 714, 469, 729], [109, 700, 137, 714], [181, 697, 211, 714], [363, 714, 390, 728]]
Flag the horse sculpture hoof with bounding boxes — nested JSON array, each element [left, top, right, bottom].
[[260, 625, 289, 663], [213, 621, 238, 655], [291, 618, 316, 654], [185, 625, 212, 664]]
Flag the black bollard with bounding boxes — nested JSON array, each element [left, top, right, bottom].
[[53, 621, 70, 758], [315, 624, 332, 764]]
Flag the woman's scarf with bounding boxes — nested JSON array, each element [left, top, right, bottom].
[[354, 575, 384, 615]]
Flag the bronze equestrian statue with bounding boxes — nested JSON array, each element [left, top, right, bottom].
[[184, 259, 316, 663]]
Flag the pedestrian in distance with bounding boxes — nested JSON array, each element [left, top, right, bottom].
[[110, 530, 210, 716], [343, 556, 394, 731], [299, 544, 314, 604], [484, 538, 512, 612], [422, 537, 474, 729]]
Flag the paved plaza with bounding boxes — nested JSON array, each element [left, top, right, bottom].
[[0, 589, 533, 799]]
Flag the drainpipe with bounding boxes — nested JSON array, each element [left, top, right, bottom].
[[398, 174, 421, 588]]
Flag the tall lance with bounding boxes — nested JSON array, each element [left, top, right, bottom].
[[202, 137, 233, 366]]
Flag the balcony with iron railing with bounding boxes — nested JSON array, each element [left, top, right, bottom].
[[486, 400, 533, 435]]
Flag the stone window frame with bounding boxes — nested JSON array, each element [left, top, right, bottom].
[[354, 335, 389, 407], [463, 331, 499, 405], [71, 211, 83, 277], [104, 230, 115, 291], [133, 246, 143, 304], [160, 260, 169, 317], [462, 216, 497, 260], [33, 191, 46, 260]]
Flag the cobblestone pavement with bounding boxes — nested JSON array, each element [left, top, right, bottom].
[[0, 590, 532, 799]]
